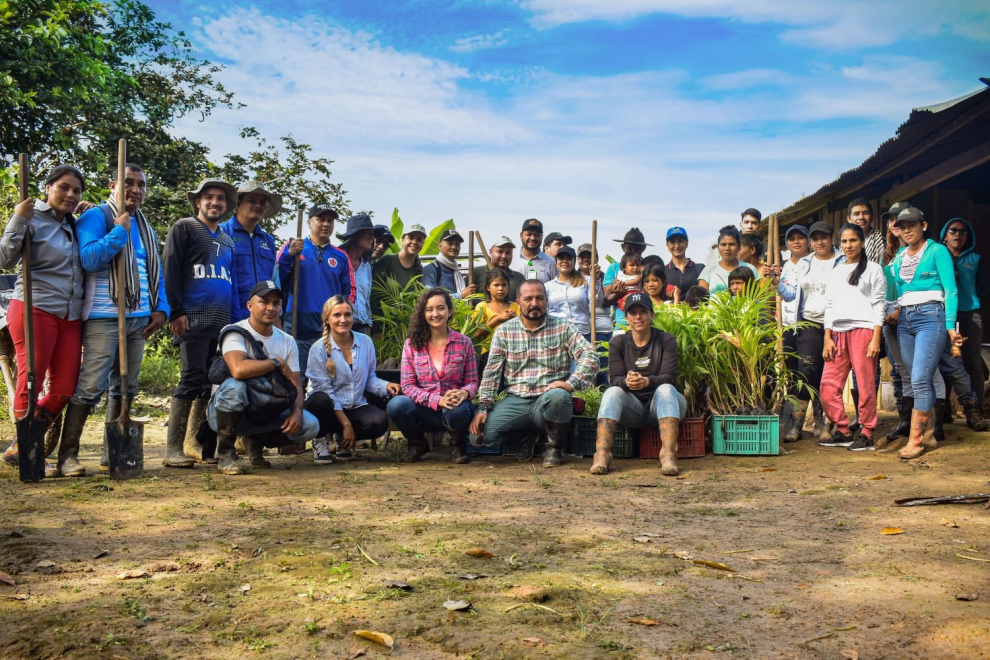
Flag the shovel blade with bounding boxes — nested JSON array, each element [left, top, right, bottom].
[[15, 418, 47, 482], [106, 419, 144, 480]]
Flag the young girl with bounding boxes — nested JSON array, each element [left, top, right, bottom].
[[727, 267, 756, 297], [699, 226, 759, 294], [890, 208, 963, 459], [472, 267, 520, 347], [819, 225, 886, 450], [642, 264, 674, 308], [616, 253, 643, 291]]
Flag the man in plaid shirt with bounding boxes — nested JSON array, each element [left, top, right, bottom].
[[470, 280, 598, 467]]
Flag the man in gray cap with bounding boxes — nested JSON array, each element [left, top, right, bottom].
[[222, 180, 282, 323], [423, 228, 476, 299], [162, 178, 239, 468], [472, 236, 526, 303]]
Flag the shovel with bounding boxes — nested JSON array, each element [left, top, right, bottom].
[[105, 139, 144, 480], [14, 153, 47, 483]]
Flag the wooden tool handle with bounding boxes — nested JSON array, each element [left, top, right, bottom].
[[18, 153, 35, 406], [473, 231, 493, 270], [590, 219, 597, 347], [290, 207, 304, 337], [468, 231, 474, 286]]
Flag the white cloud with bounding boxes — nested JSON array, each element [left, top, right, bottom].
[[450, 31, 510, 53], [699, 69, 795, 91]]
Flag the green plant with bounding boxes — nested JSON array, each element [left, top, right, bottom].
[[573, 385, 604, 417]]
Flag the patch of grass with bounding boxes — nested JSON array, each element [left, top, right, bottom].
[[304, 618, 323, 635], [529, 466, 555, 488], [122, 597, 151, 622]]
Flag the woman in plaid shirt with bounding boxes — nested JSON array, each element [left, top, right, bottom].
[[386, 288, 480, 463]]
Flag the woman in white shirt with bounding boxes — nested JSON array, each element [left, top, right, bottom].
[[546, 246, 601, 340], [819, 224, 886, 451]]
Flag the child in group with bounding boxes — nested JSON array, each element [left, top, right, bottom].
[[727, 266, 756, 297], [642, 264, 676, 308], [612, 253, 644, 331], [472, 267, 520, 347], [684, 285, 709, 308]]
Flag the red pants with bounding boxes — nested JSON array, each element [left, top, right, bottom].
[[6, 299, 82, 418], [820, 328, 878, 436]]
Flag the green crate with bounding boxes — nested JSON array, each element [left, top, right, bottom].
[[711, 415, 779, 455], [569, 417, 636, 457]]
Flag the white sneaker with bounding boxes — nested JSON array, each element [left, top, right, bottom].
[[313, 438, 334, 464]]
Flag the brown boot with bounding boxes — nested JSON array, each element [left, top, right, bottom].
[[590, 419, 616, 475], [899, 409, 931, 460], [658, 417, 680, 476], [183, 398, 216, 463]]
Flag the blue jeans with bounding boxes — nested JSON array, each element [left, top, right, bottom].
[[937, 335, 977, 407], [898, 302, 948, 411], [884, 312, 945, 400], [598, 384, 686, 427], [386, 395, 476, 436], [207, 378, 320, 442], [71, 317, 150, 405]]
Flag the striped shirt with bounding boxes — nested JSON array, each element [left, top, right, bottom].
[[865, 229, 885, 265], [399, 330, 479, 410], [477, 314, 597, 412]]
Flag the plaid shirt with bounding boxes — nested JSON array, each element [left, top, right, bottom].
[[400, 330, 480, 410], [477, 315, 597, 412]]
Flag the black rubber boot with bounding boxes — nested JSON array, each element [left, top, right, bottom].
[[246, 435, 271, 468], [100, 398, 120, 472], [933, 398, 946, 442], [964, 401, 990, 432], [447, 428, 470, 465], [214, 410, 243, 475], [163, 398, 195, 468], [543, 421, 568, 468], [402, 430, 428, 463], [878, 396, 912, 450], [57, 402, 91, 477]]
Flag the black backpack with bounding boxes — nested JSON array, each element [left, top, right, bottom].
[[209, 324, 298, 425]]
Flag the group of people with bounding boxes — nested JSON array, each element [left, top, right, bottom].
[[1, 162, 985, 480]]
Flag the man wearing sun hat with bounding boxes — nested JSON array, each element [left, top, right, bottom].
[[372, 223, 427, 337], [222, 180, 283, 323]]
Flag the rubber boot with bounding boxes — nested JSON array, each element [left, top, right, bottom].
[[448, 428, 470, 465], [543, 421, 568, 468], [183, 398, 215, 463], [899, 409, 931, 460], [214, 410, 244, 475], [508, 430, 537, 461], [964, 402, 989, 432], [35, 408, 60, 478], [812, 400, 831, 443], [99, 398, 121, 472], [849, 388, 861, 434], [246, 435, 271, 468], [783, 404, 805, 443], [879, 396, 912, 449], [590, 419, 616, 475], [658, 416, 680, 476], [57, 402, 91, 477], [163, 398, 195, 468], [931, 399, 945, 445], [402, 430, 428, 463]]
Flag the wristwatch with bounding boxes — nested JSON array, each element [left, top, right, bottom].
[[272, 358, 282, 372]]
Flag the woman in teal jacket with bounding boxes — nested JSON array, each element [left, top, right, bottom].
[[890, 208, 963, 459]]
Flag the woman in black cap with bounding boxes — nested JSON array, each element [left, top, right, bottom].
[[547, 246, 602, 341]]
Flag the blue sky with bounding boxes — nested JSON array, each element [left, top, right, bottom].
[[151, 0, 989, 258]]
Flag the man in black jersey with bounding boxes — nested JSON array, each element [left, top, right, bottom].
[[162, 179, 239, 468]]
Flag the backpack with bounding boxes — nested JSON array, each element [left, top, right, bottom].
[[208, 324, 298, 425]]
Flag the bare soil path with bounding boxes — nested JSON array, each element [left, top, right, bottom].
[[0, 415, 988, 659]]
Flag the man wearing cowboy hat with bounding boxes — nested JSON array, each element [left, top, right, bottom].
[[222, 180, 282, 323], [337, 213, 377, 335], [604, 227, 657, 306], [162, 178, 239, 468], [511, 218, 557, 283]]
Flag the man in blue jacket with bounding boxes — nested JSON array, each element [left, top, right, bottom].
[[222, 180, 282, 323], [57, 163, 169, 476]]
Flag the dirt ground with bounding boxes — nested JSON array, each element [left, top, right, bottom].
[[0, 410, 988, 660]]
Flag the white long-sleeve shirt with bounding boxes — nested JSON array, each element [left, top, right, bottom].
[[824, 260, 886, 332]]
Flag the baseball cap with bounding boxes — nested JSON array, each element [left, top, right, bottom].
[[666, 227, 688, 241], [808, 221, 833, 236], [577, 243, 593, 256], [784, 225, 809, 240], [894, 207, 925, 226], [491, 236, 516, 248], [544, 231, 572, 245], [440, 228, 463, 242], [373, 224, 396, 244], [308, 204, 339, 220], [623, 292, 654, 313], [881, 202, 912, 222], [249, 279, 283, 300], [404, 223, 427, 237], [521, 218, 543, 233], [555, 245, 577, 260]]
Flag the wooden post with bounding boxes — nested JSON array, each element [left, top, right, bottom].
[[116, 139, 129, 420], [473, 231, 493, 269], [290, 208, 304, 338], [468, 231, 474, 286], [18, 154, 34, 419], [771, 214, 783, 354], [590, 219, 598, 347]]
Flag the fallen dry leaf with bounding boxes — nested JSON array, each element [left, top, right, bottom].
[[93, 550, 109, 560], [939, 518, 959, 528], [522, 637, 545, 647], [0, 571, 14, 586], [630, 617, 659, 626], [633, 536, 652, 544], [840, 650, 859, 660], [465, 548, 495, 558], [693, 560, 735, 572], [116, 569, 149, 580], [35, 560, 56, 569], [955, 593, 979, 601], [422, 504, 431, 513], [675, 472, 691, 480], [459, 573, 488, 581], [353, 630, 394, 651], [237, 584, 251, 595], [674, 551, 694, 560], [443, 599, 471, 611], [346, 645, 367, 659], [4, 593, 29, 601], [384, 580, 412, 591], [881, 527, 904, 535], [760, 467, 777, 472], [868, 475, 888, 480]]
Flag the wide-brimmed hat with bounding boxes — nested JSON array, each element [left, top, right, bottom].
[[235, 180, 283, 219], [336, 213, 375, 242], [613, 227, 653, 247], [187, 179, 237, 217]]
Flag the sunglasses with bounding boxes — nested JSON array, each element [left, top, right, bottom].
[[947, 227, 968, 235]]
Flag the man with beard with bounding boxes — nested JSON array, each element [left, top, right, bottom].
[[337, 213, 377, 335], [472, 236, 525, 302], [469, 280, 598, 467], [162, 179, 238, 468], [511, 218, 557, 283]]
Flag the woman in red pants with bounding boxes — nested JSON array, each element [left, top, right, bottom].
[[0, 165, 86, 472]]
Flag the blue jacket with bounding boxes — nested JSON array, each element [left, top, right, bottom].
[[939, 218, 988, 314], [220, 216, 278, 322], [275, 238, 354, 340]]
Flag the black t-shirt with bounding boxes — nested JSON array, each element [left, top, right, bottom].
[[665, 260, 704, 296], [608, 328, 678, 403]]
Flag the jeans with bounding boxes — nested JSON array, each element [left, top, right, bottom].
[[386, 395, 475, 438], [71, 317, 150, 406], [937, 338, 977, 407], [884, 312, 945, 400], [898, 302, 948, 412], [598, 384, 686, 427], [175, 334, 218, 401], [957, 311, 985, 407], [7, 299, 81, 416], [820, 329, 878, 435], [796, 322, 825, 401], [472, 389, 572, 448], [303, 391, 389, 440], [207, 378, 320, 442]]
